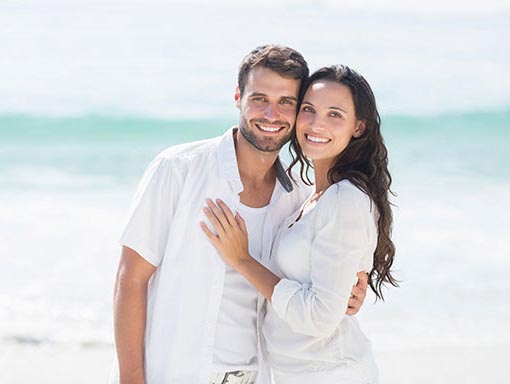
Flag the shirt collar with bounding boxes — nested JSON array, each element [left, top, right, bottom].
[[217, 127, 294, 193]]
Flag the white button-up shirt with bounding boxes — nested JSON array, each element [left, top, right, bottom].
[[264, 181, 379, 383], [111, 128, 309, 384]]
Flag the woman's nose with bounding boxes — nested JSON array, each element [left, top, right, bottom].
[[309, 116, 326, 131]]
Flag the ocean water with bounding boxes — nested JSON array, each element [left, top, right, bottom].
[[1, 111, 509, 352]]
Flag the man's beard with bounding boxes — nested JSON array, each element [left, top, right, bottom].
[[239, 116, 292, 153]]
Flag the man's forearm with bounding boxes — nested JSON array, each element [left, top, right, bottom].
[[114, 276, 148, 384]]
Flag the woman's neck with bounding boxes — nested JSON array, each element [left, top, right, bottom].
[[312, 159, 333, 194]]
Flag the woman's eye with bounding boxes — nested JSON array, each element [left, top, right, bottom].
[[302, 106, 314, 113]]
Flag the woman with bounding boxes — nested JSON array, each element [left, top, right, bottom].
[[201, 65, 397, 384]]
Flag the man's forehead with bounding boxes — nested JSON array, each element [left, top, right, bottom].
[[244, 67, 300, 96]]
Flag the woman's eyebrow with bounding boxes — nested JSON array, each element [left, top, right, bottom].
[[329, 106, 348, 114]]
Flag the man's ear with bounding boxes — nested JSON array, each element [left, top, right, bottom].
[[234, 87, 241, 109], [353, 120, 366, 138]]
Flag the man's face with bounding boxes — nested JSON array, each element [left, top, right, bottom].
[[236, 66, 301, 153]]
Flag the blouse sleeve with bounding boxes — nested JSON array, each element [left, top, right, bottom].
[[119, 156, 182, 266], [271, 182, 377, 337]]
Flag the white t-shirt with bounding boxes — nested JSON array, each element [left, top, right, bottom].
[[212, 203, 269, 371], [263, 181, 379, 384]]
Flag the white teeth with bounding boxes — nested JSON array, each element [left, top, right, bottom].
[[306, 134, 330, 143], [258, 125, 281, 132]]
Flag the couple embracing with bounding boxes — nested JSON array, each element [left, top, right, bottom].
[[111, 44, 397, 384]]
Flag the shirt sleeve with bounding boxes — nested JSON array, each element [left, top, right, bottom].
[[119, 156, 181, 266], [271, 182, 376, 337]]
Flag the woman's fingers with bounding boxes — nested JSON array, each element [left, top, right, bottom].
[[351, 284, 366, 300], [236, 213, 248, 235], [216, 199, 236, 226], [346, 294, 361, 315], [200, 221, 219, 247], [356, 271, 369, 290], [204, 198, 246, 241], [346, 274, 368, 315], [206, 199, 231, 229], [203, 205, 225, 234]]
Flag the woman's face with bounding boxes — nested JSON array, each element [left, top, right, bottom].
[[296, 80, 365, 166]]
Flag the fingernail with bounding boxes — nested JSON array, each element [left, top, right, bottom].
[[216, 198, 222, 204], [203, 207, 209, 214]]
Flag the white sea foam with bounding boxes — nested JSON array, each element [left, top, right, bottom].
[[0, 189, 128, 346], [1, 148, 509, 350]]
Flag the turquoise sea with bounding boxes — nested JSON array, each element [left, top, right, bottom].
[[2, 111, 509, 188], [1, 110, 509, 351]]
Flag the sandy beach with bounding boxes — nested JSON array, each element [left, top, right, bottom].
[[1, 342, 508, 383], [0, 342, 114, 383]]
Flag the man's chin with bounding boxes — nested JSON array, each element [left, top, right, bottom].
[[239, 123, 291, 152], [249, 135, 290, 153]]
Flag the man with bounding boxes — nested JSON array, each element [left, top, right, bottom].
[[112, 45, 368, 384]]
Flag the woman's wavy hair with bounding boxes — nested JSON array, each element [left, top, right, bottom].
[[288, 65, 398, 300]]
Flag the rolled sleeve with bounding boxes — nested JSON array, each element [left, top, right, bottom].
[[271, 278, 303, 321], [119, 156, 181, 266], [271, 182, 376, 337]]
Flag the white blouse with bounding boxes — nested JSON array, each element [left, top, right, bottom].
[[263, 180, 379, 383]]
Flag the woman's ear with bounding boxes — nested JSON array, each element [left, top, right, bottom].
[[353, 120, 366, 138]]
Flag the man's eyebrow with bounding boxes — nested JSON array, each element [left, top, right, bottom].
[[281, 96, 298, 102], [249, 93, 298, 102]]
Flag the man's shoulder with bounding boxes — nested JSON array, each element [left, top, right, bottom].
[[157, 135, 222, 163], [141, 135, 223, 182]]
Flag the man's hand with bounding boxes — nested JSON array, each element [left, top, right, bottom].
[[346, 272, 368, 315]]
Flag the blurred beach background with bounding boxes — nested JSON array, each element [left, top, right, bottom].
[[1, 0, 509, 383]]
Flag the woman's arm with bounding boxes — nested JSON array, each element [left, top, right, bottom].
[[200, 194, 370, 333], [270, 184, 376, 336], [200, 198, 280, 301]]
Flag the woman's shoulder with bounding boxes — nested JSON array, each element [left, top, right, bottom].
[[313, 180, 373, 224], [324, 180, 370, 205]]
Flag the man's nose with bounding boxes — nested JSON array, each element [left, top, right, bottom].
[[264, 103, 280, 120]]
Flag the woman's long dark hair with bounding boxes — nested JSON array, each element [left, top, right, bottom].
[[288, 65, 398, 300]]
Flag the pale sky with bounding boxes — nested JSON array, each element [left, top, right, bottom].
[[7, 0, 510, 12], [1, 0, 508, 116], [181, 0, 498, 12]]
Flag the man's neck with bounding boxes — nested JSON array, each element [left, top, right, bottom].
[[234, 130, 279, 184], [234, 130, 279, 208]]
